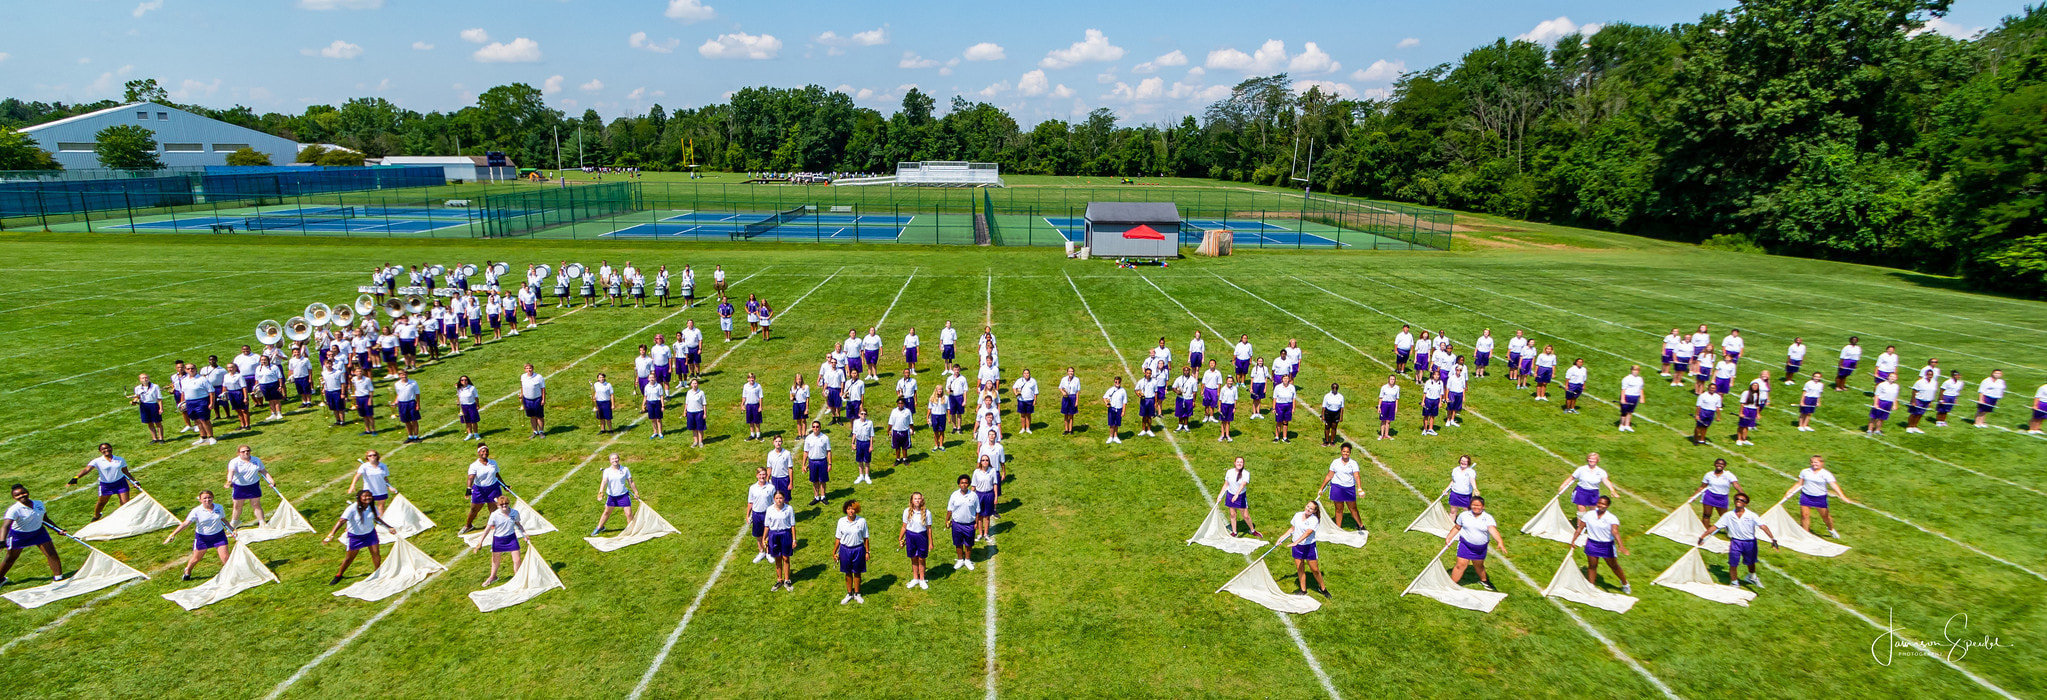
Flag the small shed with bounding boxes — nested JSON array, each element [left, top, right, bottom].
[[1084, 202, 1181, 258]]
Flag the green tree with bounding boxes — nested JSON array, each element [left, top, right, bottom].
[[315, 147, 364, 166], [296, 144, 329, 163], [92, 124, 163, 169], [122, 78, 169, 104], [224, 147, 271, 166], [0, 126, 61, 170]]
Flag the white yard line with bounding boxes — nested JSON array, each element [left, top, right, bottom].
[[1138, 272, 1673, 698], [981, 267, 998, 700], [1300, 273, 2047, 583], [1212, 272, 2019, 698], [268, 267, 832, 700], [1066, 271, 1341, 700]]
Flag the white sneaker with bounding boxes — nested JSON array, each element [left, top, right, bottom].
[[964, 560, 976, 570], [907, 579, 918, 589], [1975, 423, 1988, 429], [753, 552, 768, 563], [854, 594, 865, 604], [1936, 421, 1948, 427], [840, 594, 853, 605], [1828, 529, 1841, 538]]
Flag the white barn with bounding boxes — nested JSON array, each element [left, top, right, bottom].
[[376, 155, 519, 183], [18, 102, 299, 170]]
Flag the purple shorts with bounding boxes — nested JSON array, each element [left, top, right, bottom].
[[745, 404, 762, 425], [1220, 404, 1236, 421], [98, 479, 131, 497], [1017, 399, 1034, 415], [847, 357, 863, 375], [1189, 352, 1204, 369], [1869, 400, 1893, 421], [1251, 383, 1266, 400], [1726, 350, 1742, 363], [1422, 398, 1440, 417], [1224, 490, 1246, 509], [1396, 347, 1413, 363], [1799, 493, 1828, 509], [194, 529, 228, 551], [397, 400, 420, 422], [1061, 395, 1078, 416], [1907, 399, 1930, 416], [1696, 408, 1717, 428], [470, 482, 503, 504], [891, 430, 910, 449], [932, 414, 950, 432], [1377, 400, 1395, 422], [1535, 367, 1554, 385], [492, 533, 520, 553], [461, 404, 481, 423], [1138, 398, 1157, 419], [1739, 407, 1759, 428], [1620, 396, 1639, 415], [1234, 358, 1250, 375], [1837, 359, 1858, 378], [792, 402, 808, 422], [1328, 483, 1356, 503], [1800, 397, 1819, 415], [855, 440, 872, 463], [596, 400, 615, 421], [522, 397, 544, 418], [356, 396, 375, 418], [1572, 486, 1601, 507], [864, 349, 880, 367], [1702, 491, 1730, 509], [826, 388, 843, 411], [808, 458, 829, 483], [1447, 491, 1472, 509], [904, 530, 929, 559], [606, 493, 631, 508], [1584, 539, 1616, 559], [1661, 349, 1675, 364], [1292, 542, 1318, 561], [653, 365, 671, 383], [1174, 397, 1194, 419], [347, 532, 379, 551], [324, 391, 344, 412], [771, 477, 791, 501], [906, 347, 919, 364], [750, 510, 767, 537], [6, 526, 52, 550], [231, 483, 263, 501], [1202, 388, 1218, 408], [1106, 407, 1123, 427], [1713, 377, 1733, 394], [1475, 351, 1490, 367], [1876, 369, 1895, 382], [1274, 403, 1293, 422], [1728, 538, 1758, 567], [951, 521, 975, 549], [1456, 539, 1487, 561], [1447, 392, 1464, 412], [686, 410, 706, 431], [139, 402, 162, 424], [768, 530, 794, 557], [977, 490, 996, 516], [1566, 383, 1584, 400]]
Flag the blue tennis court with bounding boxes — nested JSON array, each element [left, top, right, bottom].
[[1042, 217, 1345, 247], [602, 210, 917, 241], [109, 205, 491, 234]]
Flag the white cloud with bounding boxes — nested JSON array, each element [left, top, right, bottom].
[[1096, 67, 1118, 84], [1288, 42, 1340, 74], [89, 64, 136, 96], [1040, 29, 1124, 69], [1186, 66, 1204, 77], [977, 80, 1011, 98], [627, 87, 646, 100], [665, 0, 715, 23], [1017, 69, 1051, 96], [1352, 59, 1405, 82], [1051, 84, 1075, 99], [963, 42, 1006, 61], [1292, 79, 1356, 98], [298, 0, 382, 9], [1396, 37, 1420, 49], [1168, 81, 1229, 101], [1108, 76, 1165, 101], [1362, 87, 1391, 100], [1132, 49, 1186, 73], [0, 53, 9, 63], [542, 75, 564, 93], [460, 28, 489, 44], [818, 26, 888, 48], [302, 40, 364, 59], [833, 84, 879, 100], [699, 32, 780, 59], [899, 51, 939, 69], [411, 41, 434, 51], [1516, 16, 1603, 45], [169, 78, 221, 100], [374, 78, 390, 91], [1912, 16, 1983, 38], [249, 86, 272, 100], [132, 0, 163, 18], [580, 79, 603, 92], [473, 37, 541, 63], [629, 31, 680, 53], [1206, 39, 1288, 71]]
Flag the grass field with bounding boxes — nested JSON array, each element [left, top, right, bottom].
[[0, 220, 2042, 699]]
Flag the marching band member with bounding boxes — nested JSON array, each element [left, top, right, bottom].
[[1974, 369, 2007, 428], [70, 443, 135, 521], [460, 444, 504, 534], [1318, 444, 1364, 531], [946, 364, 971, 434], [850, 409, 876, 485], [745, 294, 762, 335], [1935, 369, 1967, 426], [1872, 345, 1902, 388], [1172, 366, 1199, 433], [1270, 374, 1298, 442], [802, 421, 833, 506], [1052, 367, 1078, 435], [132, 373, 166, 443], [1690, 348, 1716, 395], [1664, 329, 1690, 385], [741, 372, 766, 441], [1795, 371, 1826, 431], [844, 369, 867, 428], [1011, 369, 1039, 434], [220, 362, 252, 431], [822, 356, 847, 424], [1784, 455, 1852, 538], [471, 494, 528, 588], [376, 328, 400, 378], [648, 337, 672, 391], [902, 327, 922, 377], [1700, 493, 1777, 587], [746, 468, 775, 563], [1735, 377, 1763, 445], [939, 321, 958, 365], [1616, 365, 1646, 432], [1562, 357, 1588, 413], [579, 268, 597, 307], [1691, 384, 1723, 444], [1446, 454, 1479, 515], [632, 346, 654, 398], [653, 266, 671, 308], [1198, 360, 1223, 424], [947, 475, 980, 571], [790, 373, 812, 430], [1712, 353, 1739, 396], [593, 373, 617, 434], [553, 263, 572, 309], [350, 366, 378, 436], [1278, 500, 1327, 595], [1515, 336, 1538, 390], [1906, 369, 1940, 433], [1319, 382, 1347, 446], [591, 455, 641, 536], [1445, 358, 1469, 428], [680, 320, 705, 380], [518, 283, 539, 329], [346, 449, 395, 510], [1393, 325, 1414, 373], [161, 490, 231, 581], [1, 485, 67, 585], [831, 500, 870, 604], [1721, 329, 1745, 364], [1866, 373, 1900, 435], [624, 262, 643, 308], [1412, 330, 1435, 384], [288, 347, 314, 410], [1100, 376, 1127, 444], [756, 299, 774, 341], [396, 313, 420, 369], [1419, 371, 1444, 436], [1558, 453, 1616, 520], [900, 493, 933, 589], [1508, 330, 1531, 383], [1690, 458, 1743, 529], [324, 489, 398, 585], [200, 356, 228, 421], [1833, 336, 1863, 391], [718, 296, 736, 342], [320, 356, 349, 427], [1689, 325, 1712, 376], [2029, 382, 2047, 434], [1372, 375, 1397, 441], [1443, 497, 1504, 592], [862, 326, 884, 383], [520, 364, 548, 438], [681, 265, 698, 309], [841, 330, 865, 390], [684, 379, 709, 447], [1570, 496, 1632, 594], [711, 265, 726, 297], [1472, 329, 1494, 377], [1135, 367, 1160, 437], [1783, 336, 1807, 384], [764, 490, 796, 591], [888, 400, 915, 465], [224, 445, 276, 528], [390, 368, 423, 442]]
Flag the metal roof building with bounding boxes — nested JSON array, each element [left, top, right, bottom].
[[18, 102, 300, 170], [375, 155, 519, 183]]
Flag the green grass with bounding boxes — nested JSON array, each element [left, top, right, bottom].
[[0, 227, 2042, 699]]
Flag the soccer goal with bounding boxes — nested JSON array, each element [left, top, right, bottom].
[[894, 161, 1003, 187]]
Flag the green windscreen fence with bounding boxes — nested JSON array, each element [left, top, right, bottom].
[[982, 188, 1004, 246], [479, 181, 639, 238]]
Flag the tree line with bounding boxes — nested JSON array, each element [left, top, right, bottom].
[[0, 0, 2041, 295]]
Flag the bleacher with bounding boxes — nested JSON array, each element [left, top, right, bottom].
[[893, 161, 1003, 188]]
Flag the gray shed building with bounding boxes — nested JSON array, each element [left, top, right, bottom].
[[1084, 202, 1182, 258], [19, 102, 300, 170]]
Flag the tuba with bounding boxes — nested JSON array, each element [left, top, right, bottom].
[[305, 302, 332, 327], [383, 297, 405, 318], [285, 316, 313, 342], [332, 304, 356, 327], [354, 294, 376, 315], [255, 320, 285, 346], [405, 295, 427, 314]]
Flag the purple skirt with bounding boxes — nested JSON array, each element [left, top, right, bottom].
[[1377, 400, 1395, 422], [1456, 539, 1487, 561], [1328, 483, 1356, 503], [1572, 486, 1601, 507], [7, 526, 52, 550], [1739, 407, 1759, 428], [1224, 490, 1247, 509], [1702, 491, 1730, 509], [231, 483, 263, 501], [1696, 408, 1716, 428], [194, 529, 228, 551], [767, 530, 794, 557], [906, 347, 919, 364], [904, 530, 929, 558], [470, 482, 503, 504], [1292, 542, 1318, 561], [838, 543, 867, 574], [1799, 493, 1828, 509], [347, 532, 379, 551], [1870, 400, 1893, 421], [99, 479, 132, 496], [1447, 491, 1472, 509], [491, 533, 520, 552], [606, 493, 632, 508], [1584, 539, 1616, 559]]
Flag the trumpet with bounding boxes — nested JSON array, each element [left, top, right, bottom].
[[332, 304, 357, 327], [255, 319, 285, 346], [305, 302, 332, 327], [353, 294, 376, 315], [404, 295, 427, 314], [285, 316, 313, 342], [383, 297, 405, 318]]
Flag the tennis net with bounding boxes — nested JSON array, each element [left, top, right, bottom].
[[242, 207, 358, 230], [736, 205, 811, 239]]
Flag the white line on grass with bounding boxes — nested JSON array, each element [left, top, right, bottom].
[[1765, 277, 2047, 334], [1338, 273, 2047, 498], [1215, 272, 2019, 697], [1065, 271, 1341, 700], [635, 269, 915, 700], [1136, 272, 1676, 698], [982, 267, 998, 700], [269, 268, 832, 700], [0, 272, 254, 315], [1299, 274, 2047, 583]]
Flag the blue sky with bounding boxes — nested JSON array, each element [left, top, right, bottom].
[[2, 0, 2031, 125]]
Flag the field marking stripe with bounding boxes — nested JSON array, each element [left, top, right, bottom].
[[0, 272, 254, 315], [982, 267, 997, 700], [1142, 272, 1674, 698], [1745, 278, 2047, 336], [1066, 271, 1341, 700], [266, 267, 827, 699], [1345, 273, 2047, 499], [1221, 273, 2021, 697], [1306, 273, 2047, 583]]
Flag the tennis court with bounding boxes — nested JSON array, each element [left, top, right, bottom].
[[600, 210, 916, 241], [1042, 216, 1347, 247], [106, 205, 489, 235]]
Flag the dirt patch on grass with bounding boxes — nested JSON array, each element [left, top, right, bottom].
[[1493, 235, 1577, 250], [1459, 236, 1529, 249]]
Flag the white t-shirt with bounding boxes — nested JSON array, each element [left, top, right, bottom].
[[1327, 457, 1360, 488], [1797, 468, 1836, 497], [747, 482, 775, 512], [340, 503, 380, 536], [1012, 377, 1038, 401], [1565, 366, 1588, 385], [1449, 465, 1477, 495], [186, 503, 227, 536], [1223, 468, 1249, 496], [766, 449, 793, 478], [1233, 341, 1254, 360], [1840, 345, 1863, 362], [947, 490, 978, 523], [1474, 335, 1494, 353], [1715, 509, 1765, 540], [1875, 352, 1900, 373], [228, 456, 266, 486], [1273, 383, 1297, 404], [5, 500, 47, 531], [1581, 510, 1620, 542], [1911, 377, 1939, 401], [487, 508, 522, 537], [764, 504, 795, 532], [1940, 378, 1966, 398], [1376, 384, 1400, 403], [356, 461, 391, 496], [1621, 375, 1645, 398], [888, 407, 914, 431], [851, 418, 875, 442], [134, 383, 162, 404], [601, 466, 633, 497], [520, 373, 546, 399], [468, 459, 500, 487], [1695, 391, 1723, 412], [1454, 511, 1496, 545], [685, 387, 707, 412], [88, 456, 128, 483], [902, 507, 932, 533], [1980, 378, 2007, 399], [1289, 512, 1318, 545], [1786, 342, 1807, 362], [1321, 391, 1345, 412], [1701, 470, 1738, 496], [1422, 379, 1444, 400], [1803, 380, 1826, 399], [1571, 464, 1607, 490], [803, 432, 831, 459], [1102, 386, 1127, 409], [1219, 384, 1239, 405], [1873, 382, 1899, 403], [1394, 331, 1414, 351]]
